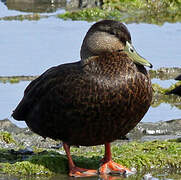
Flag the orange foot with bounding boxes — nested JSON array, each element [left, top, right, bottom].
[[99, 160, 134, 175], [69, 166, 98, 177]]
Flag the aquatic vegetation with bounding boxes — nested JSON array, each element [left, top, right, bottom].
[[57, 0, 181, 24], [1, 68, 180, 84], [0, 14, 43, 21], [149, 68, 181, 80], [152, 81, 181, 94], [0, 131, 16, 144], [0, 76, 37, 84], [0, 140, 181, 177], [152, 93, 181, 109], [151, 81, 181, 109], [58, 7, 123, 21]]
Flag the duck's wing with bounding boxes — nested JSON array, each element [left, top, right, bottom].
[[12, 61, 82, 120]]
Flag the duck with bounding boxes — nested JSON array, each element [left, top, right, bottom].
[[12, 20, 153, 177], [166, 74, 181, 96]]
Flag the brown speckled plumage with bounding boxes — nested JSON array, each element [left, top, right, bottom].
[[12, 20, 152, 147]]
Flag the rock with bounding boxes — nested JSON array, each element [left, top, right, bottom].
[[10, 147, 34, 155], [1, 118, 181, 149], [66, 0, 103, 10], [0, 119, 27, 134]]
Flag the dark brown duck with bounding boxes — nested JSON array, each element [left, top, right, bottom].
[[12, 20, 153, 177]]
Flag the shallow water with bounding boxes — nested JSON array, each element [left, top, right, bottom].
[[0, 20, 181, 76], [1, 170, 181, 180]]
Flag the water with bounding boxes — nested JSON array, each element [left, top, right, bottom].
[[0, 21, 181, 76]]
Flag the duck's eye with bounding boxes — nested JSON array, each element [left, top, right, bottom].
[[117, 49, 122, 52], [130, 48, 134, 53]]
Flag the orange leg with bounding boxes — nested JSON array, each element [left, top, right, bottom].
[[63, 143, 98, 177], [99, 143, 134, 175]]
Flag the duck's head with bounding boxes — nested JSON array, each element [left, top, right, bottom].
[[80, 20, 152, 68]]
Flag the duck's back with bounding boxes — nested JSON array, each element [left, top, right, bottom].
[[12, 52, 152, 146]]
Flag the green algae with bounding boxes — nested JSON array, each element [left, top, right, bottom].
[[0, 149, 21, 164], [58, 7, 123, 22], [151, 82, 181, 109], [0, 14, 42, 21], [1, 140, 181, 177], [152, 81, 181, 94], [0, 132, 16, 144], [0, 76, 37, 84], [1, 68, 180, 84], [2, 162, 51, 176], [149, 68, 181, 80], [57, 0, 181, 24]]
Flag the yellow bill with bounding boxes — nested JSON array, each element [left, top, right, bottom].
[[124, 41, 153, 68]]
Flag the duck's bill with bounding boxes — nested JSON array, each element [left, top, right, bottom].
[[124, 41, 153, 68]]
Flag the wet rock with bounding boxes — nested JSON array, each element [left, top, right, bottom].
[[1, 118, 181, 149], [66, 0, 103, 10], [0, 119, 26, 134], [149, 67, 181, 80], [4, 0, 66, 13], [143, 173, 154, 180], [51, 143, 63, 149], [2, 0, 103, 14], [128, 119, 181, 141], [140, 119, 181, 135], [10, 147, 34, 155]]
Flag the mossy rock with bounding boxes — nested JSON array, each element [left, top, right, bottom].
[[152, 81, 181, 94], [0, 14, 41, 21], [0, 132, 16, 144], [57, 0, 181, 24], [0, 140, 181, 177]]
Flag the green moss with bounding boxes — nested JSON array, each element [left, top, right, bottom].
[[168, 138, 181, 143], [152, 81, 181, 94], [151, 82, 181, 109], [0, 77, 20, 83], [0, 76, 37, 83], [113, 141, 181, 170], [149, 68, 181, 80], [0, 151, 68, 176], [151, 93, 181, 109], [0, 132, 16, 144], [29, 151, 68, 174], [58, 8, 110, 21], [0, 149, 21, 163], [2, 162, 51, 176], [9, 78, 20, 83], [0, 14, 41, 21], [57, 0, 181, 24], [0, 140, 181, 177]]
